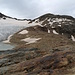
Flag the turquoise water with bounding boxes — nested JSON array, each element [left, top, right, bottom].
[[0, 25, 26, 51], [0, 42, 15, 51]]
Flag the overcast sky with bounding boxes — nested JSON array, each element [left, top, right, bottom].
[[0, 0, 75, 19]]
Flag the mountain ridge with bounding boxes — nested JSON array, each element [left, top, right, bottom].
[[0, 12, 75, 42], [0, 12, 75, 21], [0, 12, 31, 21], [32, 13, 75, 21]]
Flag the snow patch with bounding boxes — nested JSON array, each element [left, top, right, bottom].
[[0, 18, 29, 26], [62, 18, 71, 22], [52, 26, 55, 28], [48, 19, 51, 22], [53, 20, 56, 23], [28, 21, 43, 27], [71, 35, 75, 41], [44, 24, 47, 26], [19, 30, 28, 34], [48, 29, 50, 33], [21, 37, 41, 44], [58, 25, 61, 27], [53, 30, 59, 35], [49, 22, 53, 26], [3, 35, 12, 43], [35, 19, 39, 22], [59, 19, 62, 21]]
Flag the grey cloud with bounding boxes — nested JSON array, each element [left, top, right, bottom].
[[0, 0, 75, 19]]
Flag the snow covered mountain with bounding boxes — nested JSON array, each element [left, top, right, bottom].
[[8, 13, 75, 47], [0, 12, 75, 42]]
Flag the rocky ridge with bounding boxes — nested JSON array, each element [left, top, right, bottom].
[[0, 12, 31, 21], [29, 13, 75, 40]]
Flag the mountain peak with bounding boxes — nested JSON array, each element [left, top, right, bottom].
[[39, 13, 74, 21], [28, 13, 75, 41]]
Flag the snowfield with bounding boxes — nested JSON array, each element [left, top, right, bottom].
[[18, 30, 29, 34], [21, 37, 41, 44], [0, 25, 26, 41], [0, 18, 29, 41]]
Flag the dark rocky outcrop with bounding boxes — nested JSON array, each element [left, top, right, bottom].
[[36, 13, 75, 21], [0, 12, 6, 18]]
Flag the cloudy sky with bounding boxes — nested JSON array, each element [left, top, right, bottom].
[[0, 0, 75, 19]]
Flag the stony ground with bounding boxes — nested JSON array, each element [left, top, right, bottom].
[[0, 45, 75, 75], [0, 25, 75, 75]]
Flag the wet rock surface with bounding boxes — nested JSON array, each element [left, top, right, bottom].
[[0, 46, 75, 75]]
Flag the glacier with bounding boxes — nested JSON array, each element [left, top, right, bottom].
[[0, 18, 29, 41], [0, 25, 26, 41]]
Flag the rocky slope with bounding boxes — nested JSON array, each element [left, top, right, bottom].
[[0, 45, 75, 75], [0, 13, 75, 75], [29, 13, 75, 40]]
